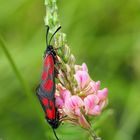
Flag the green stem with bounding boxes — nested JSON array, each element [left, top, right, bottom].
[[44, 0, 66, 46], [0, 36, 29, 95], [0, 36, 50, 138], [88, 128, 101, 140]]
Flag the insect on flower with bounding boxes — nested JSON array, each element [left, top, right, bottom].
[[36, 26, 61, 140]]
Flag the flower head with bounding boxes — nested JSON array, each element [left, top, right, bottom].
[[55, 63, 108, 130]]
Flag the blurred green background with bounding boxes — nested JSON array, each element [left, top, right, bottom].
[[0, 0, 140, 140]]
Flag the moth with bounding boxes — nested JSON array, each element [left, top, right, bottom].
[[36, 26, 61, 140]]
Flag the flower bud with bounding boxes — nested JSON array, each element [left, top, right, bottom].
[[65, 64, 71, 74], [68, 54, 75, 66], [97, 88, 108, 101], [74, 70, 90, 90], [63, 45, 71, 63]]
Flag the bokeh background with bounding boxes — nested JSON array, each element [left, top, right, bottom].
[[0, 0, 140, 140]]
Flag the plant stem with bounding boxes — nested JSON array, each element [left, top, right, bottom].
[[0, 36, 50, 137], [0, 36, 29, 94], [88, 128, 101, 140], [44, 0, 66, 45]]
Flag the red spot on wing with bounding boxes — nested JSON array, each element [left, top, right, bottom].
[[49, 100, 53, 106], [42, 54, 54, 81], [46, 109, 55, 119], [42, 98, 48, 106], [48, 65, 54, 75], [43, 79, 53, 92], [44, 55, 54, 66], [41, 71, 48, 80], [41, 62, 54, 81], [46, 100, 55, 119]]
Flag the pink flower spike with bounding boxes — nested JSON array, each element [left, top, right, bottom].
[[65, 95, 84, 116], [89, 80, 100, 93], [84, 94, 99, 114], [74, 108, 81, 116], [66, 96, 83, 109], [91, 105, 101, 116], [74, 70, 90, 89], [61, 89, 71, 102], [56, 84, 71, 102], [56, 84, 71, 109], [97, 88, 108, 101], [55, 95, 64, 109]]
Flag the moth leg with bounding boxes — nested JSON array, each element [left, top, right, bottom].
[[58, 115, 68, 125], [60, 115, 67, 120], [54, 55, 61, 64]]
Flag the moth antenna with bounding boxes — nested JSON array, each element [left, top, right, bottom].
[[46, 25, 50, 46], [53, 128, 59, 140], [49, 26, 61, 45]]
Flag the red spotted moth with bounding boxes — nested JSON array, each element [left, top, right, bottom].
[[36, 26, 61, 140]]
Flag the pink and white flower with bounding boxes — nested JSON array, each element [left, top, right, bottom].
[[55, 63, 108, 129], [64, 95, 84, 118], [55, 84, 71, 109]]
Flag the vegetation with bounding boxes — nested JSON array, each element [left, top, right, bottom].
[[0, 0, 140, 140]]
